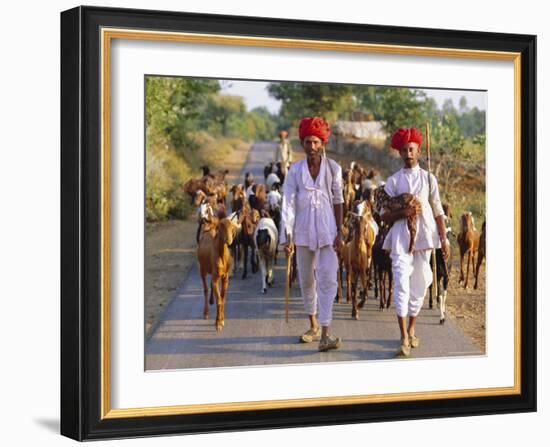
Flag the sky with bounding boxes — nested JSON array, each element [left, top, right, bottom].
[[219, 79, 487, 115]]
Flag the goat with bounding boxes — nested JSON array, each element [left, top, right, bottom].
[[372, 224, 392, 310], [263, 162, 275, 180], [457, 212, 480, 289], [249, 183, 267, 213], [196, 213, 241, 331], [335, 213, 352, 303], [230, 184, 246, 213], [376, 186, 422, 253], [474, 220, 486, 290], [265, 172, 281, 191], [244, 172, 254, 190], [343, 169, 356, 217], [341, 212, 374, 320], [239, 203, 260, 279], [428, 233, 452, 324], [254, 218, 279, 294]]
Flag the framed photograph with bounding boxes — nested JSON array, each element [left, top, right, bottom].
[[61, 5, 536, 441]]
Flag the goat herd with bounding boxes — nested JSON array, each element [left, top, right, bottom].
[[182, 162, 486, 332]]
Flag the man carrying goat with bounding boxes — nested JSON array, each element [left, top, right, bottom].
[[380, 127, 449, 357]]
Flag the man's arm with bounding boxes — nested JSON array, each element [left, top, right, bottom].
[[280, 167, 297, 246], [334, 203, 343, 233], [429, 173, 449, 260], [332, 203, 344, 253], [435, 214, 447, 244]]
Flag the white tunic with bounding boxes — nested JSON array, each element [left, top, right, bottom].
[[280, 157, 344, 250], [381, 164, 444, 254]]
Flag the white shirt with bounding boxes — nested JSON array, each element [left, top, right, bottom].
[[280, 157, 344, 250], [275, 139, 292, 164], [381, 164, 444, 254]]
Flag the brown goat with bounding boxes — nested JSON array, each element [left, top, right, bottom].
[[239, 203, 260, 279], [457, 212, 480, 289], [249, 183, 267, 213], [342, 169, 356, 217], [474, 220, 486, 289], [335, 213, 352, 303], [230, 184, 246, 212], [197, 215, 240, 331], [341, 212, 375, 320]]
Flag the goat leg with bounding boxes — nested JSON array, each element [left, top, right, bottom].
[[213, 278, 223, 332], [351, 272, 359, 320], [464, 250, 471, 289], [241, 243, 248, 279], [200, 274, 209, 319], [474, 252, 483, 289]]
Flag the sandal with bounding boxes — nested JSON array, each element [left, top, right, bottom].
[[299, 327, 321, 343], [396, 338, 411, 357], [318, 335, 342, 352], [409, 335, 420, 348]]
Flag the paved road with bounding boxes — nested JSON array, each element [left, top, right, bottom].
[[145, 142, 481, 370]]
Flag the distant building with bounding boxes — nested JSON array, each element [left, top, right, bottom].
[[328, 120, 387, 154]]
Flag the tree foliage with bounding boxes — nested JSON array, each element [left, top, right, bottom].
[[145, 76, 220, 149], [267, 82, 355, 124], [354, 87, 431, 133]]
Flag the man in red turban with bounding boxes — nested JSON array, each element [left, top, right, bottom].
[[381, 126, 449, 357], [390, 127, 423, 151], [280, 116, 343, 352], [298, 116, 331, 143]]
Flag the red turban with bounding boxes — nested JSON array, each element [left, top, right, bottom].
[[390, 127, 423, 150], [299, 117, 331, 143]]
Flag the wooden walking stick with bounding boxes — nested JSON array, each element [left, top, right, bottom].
[[284, 232, 293, 323], [426, 123, 438, 298]]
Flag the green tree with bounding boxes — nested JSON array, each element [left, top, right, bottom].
[[204, 94, 246, 136], [267, 82, 355, 123], [353, 86, 429, 133], [458, 107, 486, 138], [459, 96, 468, 112], [145, 76, 219, 149]]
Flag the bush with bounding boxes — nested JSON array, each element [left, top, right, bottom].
[[145, 133, 247, 221], [146, 144, 193, 221]]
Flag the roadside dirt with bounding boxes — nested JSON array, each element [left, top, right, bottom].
[[444, 258, 486, 352]]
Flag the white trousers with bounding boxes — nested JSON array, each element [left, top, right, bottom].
[[296, 245, 338, 326], [391, 249, 433, 318]]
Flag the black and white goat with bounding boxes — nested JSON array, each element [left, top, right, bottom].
[[429, 223, 453, 324], [253, 217, 279, 294]]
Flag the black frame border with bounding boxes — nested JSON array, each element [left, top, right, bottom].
[[61, 5, 536, 441]]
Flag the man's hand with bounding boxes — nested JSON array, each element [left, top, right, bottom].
[[284, 242, 294, 257], [333, 232, 344, 255], [441, 241, 450, 261]]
